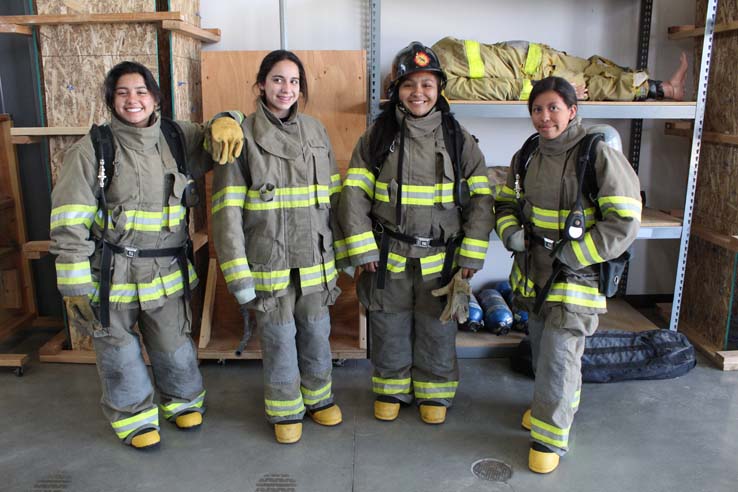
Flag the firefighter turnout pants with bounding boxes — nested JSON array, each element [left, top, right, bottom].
[[89, 296, 205, 445], [358, 259, 460, 407], [251, 278, 336, 424], [527, 304, 598, 455]]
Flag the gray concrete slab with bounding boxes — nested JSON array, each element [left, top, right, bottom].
[[1, 354, 737, 492]]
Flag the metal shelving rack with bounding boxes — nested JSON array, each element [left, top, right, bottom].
[[368, 0, 718, 334]]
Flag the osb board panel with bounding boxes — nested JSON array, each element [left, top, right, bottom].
[[202, 50, 367, 169], [681, 235, 733, 349], [169, 0, 200, 27], [42, 55, 159, 127], [49, 136, 83, 187], [693, 144, 738, 235], [172, 31, 200, 60], [35, 0, 155, 15], [38, 23, 158, 57], [172, 55, 201, 122]]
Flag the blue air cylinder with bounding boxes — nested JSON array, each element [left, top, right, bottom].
[[464, 293, 484, 332], [495, 280, 513, 306], [513, 309, 529, 334], [477, 289, 513, 336]]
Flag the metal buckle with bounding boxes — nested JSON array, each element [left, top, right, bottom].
[[543, 237, 555, 250], [414, 236, 432, 248], [124, 246, 139, 258]]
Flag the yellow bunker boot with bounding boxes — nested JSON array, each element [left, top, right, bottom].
[[419, 403, 446, 424], [309, 404, 342, 426], [130, 429, 160, 450], [374, 398, 400, 421], [521, 409, 532, 431], [274, 422, 302, 444], [175, 411, 203, 430], [529, 443, 560, 474]]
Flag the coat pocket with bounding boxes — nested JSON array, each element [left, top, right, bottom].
[[246, 234, 274, 265], [311, 143, 332, 209], [164, 172, 188, 233]]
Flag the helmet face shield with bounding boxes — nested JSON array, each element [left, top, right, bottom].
[[388, 41, 447, 99]]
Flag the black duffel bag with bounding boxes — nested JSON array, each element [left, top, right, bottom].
[[510, 329, 697, 383]]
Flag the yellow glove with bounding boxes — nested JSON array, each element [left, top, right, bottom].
[[208, 117, 244, 165], [64, 295, 96, 323], [431, 270, 472, 323]]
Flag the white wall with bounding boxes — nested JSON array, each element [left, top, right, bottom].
[[200, 0, 696, 295]]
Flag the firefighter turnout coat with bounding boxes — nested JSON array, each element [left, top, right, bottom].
[[433, 36, 651, 102]]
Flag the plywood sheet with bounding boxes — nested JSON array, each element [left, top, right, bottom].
[[38, 23, 158, 57], [201, 50, 367, 169], [169, 0, 200, 27], [42, 55, 159, 128], [35, 0, 155, 15], [681, 235, 733, 349]]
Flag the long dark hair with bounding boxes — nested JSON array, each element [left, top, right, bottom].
[[367, 73, 450, 167], [103, 61, 162, 113], [527, 76, 578, 114], [254, 50, 309, 105]]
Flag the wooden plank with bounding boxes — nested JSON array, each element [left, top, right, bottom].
[[161, 20, 219, 44], [0, 12, 183, 26], [692, 224, 738, 253], [0, 312, 34, 342], [11, 135, 41, 145], [665, 121, 738, 146], [0, 269, 22, 309], [38, 330, 66, 357], [717, 351, 738, 371], [0, 23, 33, 35], [680, 319, 729, 369], [668, 20, 738, 40], [198, 258, 217, 349], [0, 353, 30, 368], [23, 240, 51, 260], [192, 229, 208, 253], [11, 127, 87, 137], [641, 208, 682, 228]]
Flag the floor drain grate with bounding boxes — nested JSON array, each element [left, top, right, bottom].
[[32, 472, 70, 491], [255, 473, 297, 492], [471, 458, 513, 482]]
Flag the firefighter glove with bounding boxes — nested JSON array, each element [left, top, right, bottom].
[[431, 270, 472, 323], [64, 295, 96, 323], [208, 117, 244, 164]]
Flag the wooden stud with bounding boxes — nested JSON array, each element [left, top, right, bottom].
[[0, 12, 183, 26], [668, 20, 738, 40], [665, 121, 738, 146], [11, 127, 87, 137], [161, 20, 220, 44], [0, 23, 33, 35], [198, 258, 218, 349], [0, 270, 22, 310]]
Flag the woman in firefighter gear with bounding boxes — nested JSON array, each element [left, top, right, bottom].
[[432, 36, 688, 102], [495, 77, 641, 473], [211, 50, 344, 444], [49, 61, 243, 450], [336, 42, 494, 425]]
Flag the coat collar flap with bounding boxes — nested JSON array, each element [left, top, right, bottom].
[[253, 100, 302, 159], [110, 114, 161, 151], [538, 116, 586, 155]]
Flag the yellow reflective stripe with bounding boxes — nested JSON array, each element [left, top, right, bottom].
[[510, 261, 536, 297], [50, 204, 98, 229], [468, 176, 492, 195], [530, 416, 569, 436], [547, 282, 606, 309], [386, 252, 406, 273], [530, 206, 596, 230], [460, 237, 488, 260], [372, 376, 411, 385], [220, 258, 252, 283], [463, 39, 485, 79], [413, 381, 459, 389], [571, 389, 581, 408], [253, 269, 291, 292], [299, 260, 337, 288], [584, 233, 604, 263], [375, 182, 455, 205], [56, 261, 92, 285], [519, 79, 533, 101], [598, 196, 642, 221], [496, 185, 518, 202], [342, 231, 378, 257], [496, 215, 520, 237], [162, 205, 185, 227], [420, 252, 445, 276], [531, 431, 568, 448], [265, 396, 303, 407], [572, 240, 589, 266], [301, 383, 331, 397], [344, 167, 376, 197], [524, 42, 542, 76], [330, 173, 342, 195], [111, 407, 159, 430], [212, 185, 247, 214], [244, 185, 329, 210]]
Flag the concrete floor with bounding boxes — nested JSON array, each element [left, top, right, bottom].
[[2, 347, 738, 492]]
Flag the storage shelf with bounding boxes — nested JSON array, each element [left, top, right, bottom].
[[668, 20, 738, 40], [638, 208, 683, 239], [449, 100, 697, 119], [457, 298, 659, 358]]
